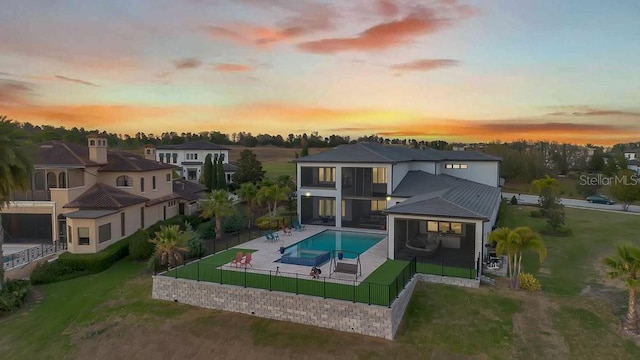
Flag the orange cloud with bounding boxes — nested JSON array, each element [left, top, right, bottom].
[[214, 63, 254, 72], [173, 58, 202, 69], [390, 59, 459, 72]]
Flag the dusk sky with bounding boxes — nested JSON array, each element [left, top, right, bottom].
[[1, 0, 639, 145]]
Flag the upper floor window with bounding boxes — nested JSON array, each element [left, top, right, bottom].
[[172, 153, 178, 163], [159, 153, 165, 163], [47, 172, 57, 188], [372, 167, 387, 184], [166, 173, 171, 182], [116, 175, 133, 187], [186, 153, 198, 160], [370, 200, 386, 211], [58, 172, 67, 188], [318, 167, 335, 183], [140, 177, 145, 192], [445, 163, 468, 169]]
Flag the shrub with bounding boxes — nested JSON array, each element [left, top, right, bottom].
[[510, 195, 518, 205], [30, 261, 90, 285], [183, 214, 202, 228], [222, 212, 245, 233], [57, 237, 130, 274], [128, 229, 153, 261], [188, 236, 205, 259], [530, 210, 544, 218], [256, 215, 285, 230], [0, 280, 29, 313], [201, 220, 217, 239], [518, 272, 541, 291]]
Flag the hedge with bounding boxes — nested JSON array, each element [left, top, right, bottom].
[[0, 280, 29, 314], [57, 236, 131, 274], [30, 261, 90, 285], [128, 229, 154, 261]]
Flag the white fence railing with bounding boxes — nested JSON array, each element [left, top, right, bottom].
[[2, 242, 67, 271]]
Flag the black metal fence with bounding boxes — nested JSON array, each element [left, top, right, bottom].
[[2, 241, 67, 271]]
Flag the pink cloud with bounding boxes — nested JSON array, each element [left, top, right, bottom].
[[0, 79, 35, 105], [214, 63, 254, 72], [54, 75, 100, 87], [391, 58, 459, 72], [173, 58, 202, 69], [376, 0, 400, 18]]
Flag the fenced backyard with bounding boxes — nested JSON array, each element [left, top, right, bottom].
[[157, 248, 417, 307]]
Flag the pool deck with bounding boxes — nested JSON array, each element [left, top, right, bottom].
[[226, 225, 388, 283]]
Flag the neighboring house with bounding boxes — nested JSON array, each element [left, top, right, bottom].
[[624, 149, 640, 161], [148, 141, 237, 184], [172, 179, 207, 216], [628, 159, 640, 176], [1, 135, 190, 254], [294, 142, 502, 279], [451, 143, 467, 151]]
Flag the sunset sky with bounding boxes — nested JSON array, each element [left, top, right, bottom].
[[1, 0, 639, 145]]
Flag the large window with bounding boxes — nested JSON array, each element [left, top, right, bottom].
[[318, 199, 335, 217], [98, 223, 111, 243], [372, 167, 387, 184], [370, 200, 386, 211], [172, 153, 178, 163], [427, 220, 463, 235], [186, 153, 198, 160], [78, 227, 90, 245], [318, 168, 335, 183], [159, 153, 165, 162], [116, 175, 133, 187], [187, 168, 197, 181]]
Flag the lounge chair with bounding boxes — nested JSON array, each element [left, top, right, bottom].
[[292, 220, 306, 231], [240, 252, 252, 267], [265, 230, 280, 243], [281, 225, 293, 236], [230, 251, 243, 267]]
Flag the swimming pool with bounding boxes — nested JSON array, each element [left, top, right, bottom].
[[281, 230, 385, 262]]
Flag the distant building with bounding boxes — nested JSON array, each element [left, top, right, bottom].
[[149, 141, 237, 184], [452, 143, 467, 151]]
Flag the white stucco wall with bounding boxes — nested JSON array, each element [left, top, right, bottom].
[[438, 161, 499, 187]]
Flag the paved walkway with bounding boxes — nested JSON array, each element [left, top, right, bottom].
[[222, 225, 388, 283]]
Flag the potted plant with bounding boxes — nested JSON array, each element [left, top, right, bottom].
[[337, 251, 344, 260]]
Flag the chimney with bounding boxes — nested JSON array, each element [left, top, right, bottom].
[[88, 134, 108, 163], [144, 144, 156, 161]]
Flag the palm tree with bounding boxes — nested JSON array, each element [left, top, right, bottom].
[[488, 226, 547, 290], [270, 184, 291, 217], [256, 184, 275, 217], [236, 182, 257, 225], [200, 189, 234, 239], [0, 117, 33, 288], [149, 225, 189, 268], [603, 244, 640, 332]]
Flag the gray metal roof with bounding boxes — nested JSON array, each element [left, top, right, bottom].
[[293, 142, 501, 164], [386, 173, 501, 220], [64, 209, 119, 219]]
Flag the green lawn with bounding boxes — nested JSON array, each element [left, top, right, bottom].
[[263, 161, 295, 179], [2, 206, 640, 358]]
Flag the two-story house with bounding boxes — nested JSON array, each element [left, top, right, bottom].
[[148, 141, 237, 184], [2, 135, 186, 254], [294, 142, 502, 274]]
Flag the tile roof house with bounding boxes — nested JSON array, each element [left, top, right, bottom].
[[294, 142, 502, 285], [2, 135, 201, 254], [147, 140, 237, 184]]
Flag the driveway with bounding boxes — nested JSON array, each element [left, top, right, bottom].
[[502, 192, 640, 214]]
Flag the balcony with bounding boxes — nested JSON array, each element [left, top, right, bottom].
[[341, 167, 387, 198], [300, 167, 336, 189]]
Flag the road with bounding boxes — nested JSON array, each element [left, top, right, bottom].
[[502, 192, 640, 214]]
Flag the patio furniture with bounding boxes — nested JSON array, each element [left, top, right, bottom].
[[281, 225, 293, 236], [406, 233, 441, 256], [230, 251, 243, 267], [240, 252, 252, 267], [292, 220, 306, 231], [265, 230, 280, 243]]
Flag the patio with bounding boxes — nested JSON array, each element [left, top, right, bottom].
[[220, 225, 389, 283]]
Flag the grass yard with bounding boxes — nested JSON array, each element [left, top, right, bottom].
[[2, 206, 640, 359], [227, 145, 329, 179]]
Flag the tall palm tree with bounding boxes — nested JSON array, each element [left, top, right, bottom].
[[0, 117, 33, 288], [270, 184, 291, 217], [488, 226, 547, 290], [149, 225, 189, 268], [236, 182, 257, 225], [603, 244, 640, 332], [200, 189, 234, 239], [256, 184, 275, 217]]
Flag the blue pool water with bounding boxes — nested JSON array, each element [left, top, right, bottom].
[[282, 230, 385, 260]]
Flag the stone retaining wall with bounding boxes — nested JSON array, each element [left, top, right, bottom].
[[416, 273, 480, 288], [152, 275, 415, 340]]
